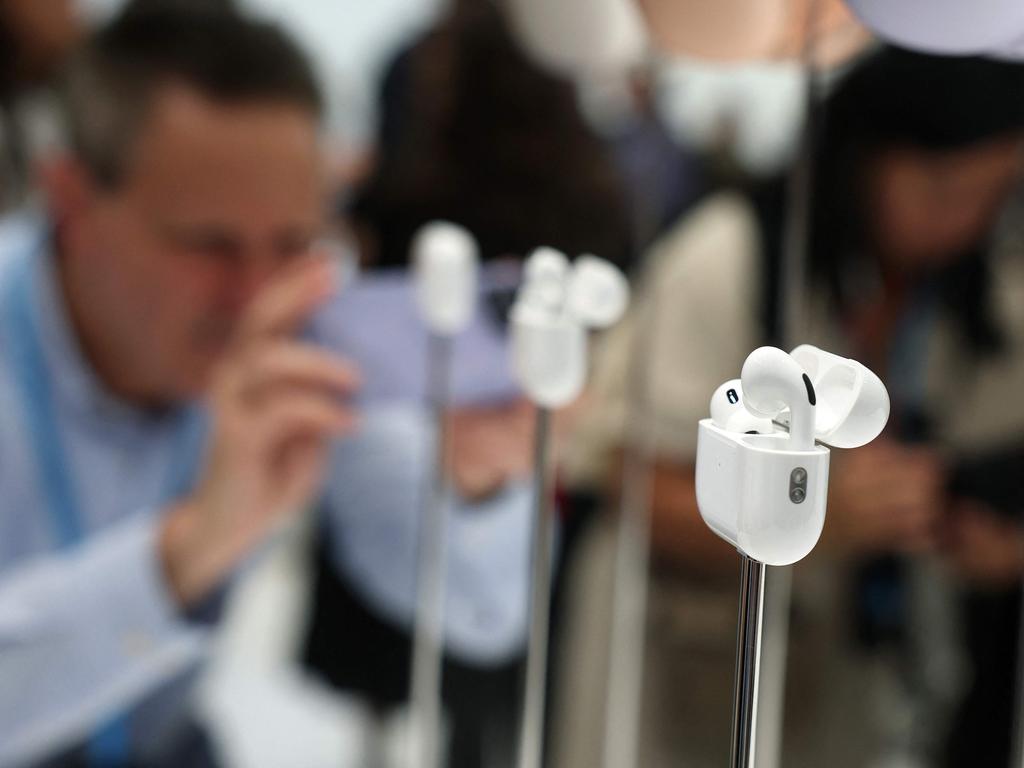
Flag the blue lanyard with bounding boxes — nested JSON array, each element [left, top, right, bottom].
[[2, 240, 203, 764]]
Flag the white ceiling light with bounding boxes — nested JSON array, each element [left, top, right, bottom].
[[844, 0, 1024, 55]]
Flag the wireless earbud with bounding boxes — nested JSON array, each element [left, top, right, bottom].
[[412, 221, 479, 335], [565, 255, 630, 329], [695, 344, 889, 566], [511, 248, 629, 408], [710, 380, 776, 435], [740, 346, 816, 450]]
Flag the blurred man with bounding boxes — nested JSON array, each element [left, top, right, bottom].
[[0, 4, 530, 765]]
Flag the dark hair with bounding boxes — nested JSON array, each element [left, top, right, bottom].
[[349, 0, 632, 268], [0, 8, 19, 105], [758, 46, 1024, 354], [64, 0, 322, 187]]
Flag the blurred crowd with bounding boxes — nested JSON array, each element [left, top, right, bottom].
[[2, 1, 1024, 767]]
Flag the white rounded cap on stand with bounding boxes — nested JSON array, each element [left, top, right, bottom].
[[412, 221, 479, 336]]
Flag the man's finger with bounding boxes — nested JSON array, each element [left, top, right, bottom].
[[243, 341, 361, 401], [238, 256, 337, 341], [253, 395, 357, 449]]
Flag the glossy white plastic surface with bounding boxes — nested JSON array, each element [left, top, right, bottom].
[[696, 420, 830, 566], [790, 345, 889, 449], [510, 249, 627, 408], [741, 347, 816, 450]]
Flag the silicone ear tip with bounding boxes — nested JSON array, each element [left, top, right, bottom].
[[710, 380, 742, 425], [566, 255, 629, 328]]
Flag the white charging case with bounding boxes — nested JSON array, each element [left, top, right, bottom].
[[695, 345, 889, 565]]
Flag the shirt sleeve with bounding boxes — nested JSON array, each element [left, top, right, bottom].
[[0, 511, 206, 767], [322, 404, 531, 665]]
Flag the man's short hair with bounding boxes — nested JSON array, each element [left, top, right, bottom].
[[65, 1, 323, 188]]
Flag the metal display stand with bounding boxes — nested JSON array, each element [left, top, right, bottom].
[[731, 555, 768, 768], [516, 407, 556, 768], [409, 333, 455, 768]]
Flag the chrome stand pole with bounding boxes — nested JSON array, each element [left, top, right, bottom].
[[517, 407, 555, 768], [409, 333, 454, 768], [732, 555, 767, 768]]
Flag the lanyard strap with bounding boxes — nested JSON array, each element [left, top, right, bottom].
[[3, 244, 203, 545], [3, 243, 84, 549], [3, 243, 203, 765]]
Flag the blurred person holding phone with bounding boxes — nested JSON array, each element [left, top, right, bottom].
[[0, 3, 532, 765]]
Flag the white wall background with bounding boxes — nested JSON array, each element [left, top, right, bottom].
[[76, 0, 448, 151]]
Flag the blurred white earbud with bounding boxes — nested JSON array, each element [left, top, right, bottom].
[[412, 221, 479, 336], [565, 255, 630, 329], [511, 248, 629, 408], [514, 247, 570, 320]]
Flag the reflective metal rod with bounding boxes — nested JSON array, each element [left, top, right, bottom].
[[409, 332, 455, 768], [731, 555, 767, 768], [517, 407, 555, 768]]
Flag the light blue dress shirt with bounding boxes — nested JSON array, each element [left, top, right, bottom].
[[0, 213, 532, 766]]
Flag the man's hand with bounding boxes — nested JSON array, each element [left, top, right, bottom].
[[160, 256, 359, 607], [822, 439, 946, 557], [943, 501, 1024, 587]]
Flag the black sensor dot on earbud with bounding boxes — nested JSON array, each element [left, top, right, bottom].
[[802, 374, 816, 406]]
